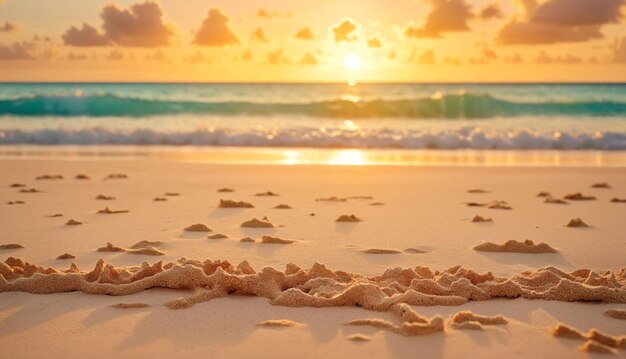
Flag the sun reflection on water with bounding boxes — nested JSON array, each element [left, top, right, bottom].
[[327, 149, 366, 165]]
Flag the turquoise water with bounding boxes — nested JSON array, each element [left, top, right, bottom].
[[0, 83, 625, 149]]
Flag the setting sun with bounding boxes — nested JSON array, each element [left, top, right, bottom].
[[343, 53, 363, 71]]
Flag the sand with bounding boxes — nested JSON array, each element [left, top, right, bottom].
[[65, 219, 83, 226], [564, 193, 596, 201], [0, 244, 24, 250], [471, 215, 493, 223], [346, 334, 371, 341], [256, 191, 279, 196], [95, 194, 115, 200], [273, 204, 292, 209], [605, 309, 626, 320], [566, 218, 590, 228], [260, 235, 294, 244], [184, 224, 212, 232], [1, 159, 626, 359], [56, 253, 76, 260], [473, 239, 558, 253], [448, 310, 508, 330], [219, 199, 254, 208], [551, 323, 625, 352], [336, 214, 362, 222], [545, 196, 568, 204], [362, 248, 401, 254], [610, 197, 626, 203], [208, 233, 228, 239], [217, 188, 234, 192], [258, 319, 303, 327], [111, 302, 150, 309], [591, 182, 612, 188], [241, 218, 274, 228], [98, 207, 130, 214]]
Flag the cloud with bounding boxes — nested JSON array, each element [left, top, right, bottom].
[[250, 28, 268, 43], [419, 49, 436, 64], [497, 0, 623, 45], [405, 0, 473, 38], [504, 53, 524, 63], [367, 36, 382, 48], [67, 52, 88, 61], [299, 52, 317, 65], [184, 51, 206, 64], [614, 38, 626, 63], [443, 56, 462, 65], [295, 27, 314, 40], [241, 49, 253, 60], [63, 1, 175, 47], [63, 23, 109, 47], [267, 48, 288, 64], [257, 9, 292, 19], [0, 21, 20, 33], [332, 19, 358, 42], [145, 49, 170, 62], [194, 8, 240, 46], [482, 47, 497, 60], [534, 51, 584, 64], [0, 41, 35, 60], [480, 4, 503, 20]]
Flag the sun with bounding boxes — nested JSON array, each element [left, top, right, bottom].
[[343, 53, 363, 71]]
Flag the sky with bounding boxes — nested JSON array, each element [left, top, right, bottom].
[[1, 0, 626, 82]]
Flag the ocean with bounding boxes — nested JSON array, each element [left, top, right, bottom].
[[0, 83, 625, 150]]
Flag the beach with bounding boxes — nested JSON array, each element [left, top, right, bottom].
[[1, 156, 624, 358]]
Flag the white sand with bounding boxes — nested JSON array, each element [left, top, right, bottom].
[[0, 159, 625, 358]]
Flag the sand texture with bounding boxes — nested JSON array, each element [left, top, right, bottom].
[[473, 240, 558, 253]]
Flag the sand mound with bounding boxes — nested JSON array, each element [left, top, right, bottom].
[[258, 319, 302, 327], [579, 340, 617, 354], [56, 253, 76, 260], [184, 224, 212, 232], [0, 244, 24, 250], [98, 207, 129, 214], [65, 219, 83, 226], [564, 193, 596, 201], [75, 174, 90, 180], [449, 310, 508, 330], [154, 197, 167, 201], [591, 182, 612, 189], [404, 248, 426, 254], [468, 189, 489, 193], [112, 303, 150, 309], [219, 199, 254, 208], [255, 191, 279, 196], [208, 233, 228, 240], [347, 334, 371, 342], [544, 196, 568, 204], [6, 201, 25, 205], [537, 191, 551, 197], [217, 188, 234, 192], [566, 218, 590, 228], [36, 174, 63, 180], [273, 204, 292, 209], [128, 247, 165, 256], [96, 242, 126, 252], [105, 173, 128, 180], [362, 248, 401, 254], [10, 183, 26, 188], [130, 240, 163, 249], [19, 188, 42, 193], [605, 309, 626, 320], [164, 192, 180, 196], [336, 214, 362, 222], [316, 196, 347, 202], [2, 260, 625, 313], [370, 202, 385, 206], [471, 215, 493, 223], [260, 235, 294, 244], [473, 239, 557, 253], [487, 201, 512, 210], [611, 198, 626, 203], [240, 237, 255, 243], [95, 195, 115, 200], [551, 323, 625, 352], [241, 218, 274, 228]]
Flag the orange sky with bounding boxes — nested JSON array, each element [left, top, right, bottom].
[[1, 0, 626, 82]]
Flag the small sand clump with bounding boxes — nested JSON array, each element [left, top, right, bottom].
[[605, 309, 626, 320], [255, 191, 279, 196], [551, 323, 626, 351], [347, 334, 371, 342], [75, 174, 90, 180], [610, 198, 626, 203], [537, 191, 551, 197], [56, 253, 76, 260], [10, 183, 26, 188], [362, 248, 401, 254], [130, 240, 163, 249], [112, 303, 150, 309], [105, 173, 128, 180], [240, 237, 255, 243], [20, 188, 42, 193], [468, 189, 489, 193], [544, 196, 568, 204], [316, 196, 347, 202], [564, 193, 596, 201], [370, 202, 385, 206], [260, 235, 294, 244], [164, 192, 180, 196], [97, 242, 126, 252], [65, 219, 83, 226], [36, 174, 63, 180], [219, 199, 254, 208], [591, 182, 612, 189], [184, 223, 212, 232], [45, 214, 63, 218], [258, 319, 302, 327], [241, 218, 274, 228], [96, 195, 115, 200], [487, 201, 512, 210], [208, 233, 228, 239], [6, 201, 25, 205], [98, 207, 129, 214], [473, 239, 557, 253], [336, 214, 362, 222], [404, 248, 426, 254], [127, 247, 165, 256], [273, 204, 292, 209], [217, 188, 234, 192], [471, 215, 492, 223], [154, 197, 167, 201], [566, 218, 590, 228], [449, 311, 508, 330], [0, 244, 24, 250]]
